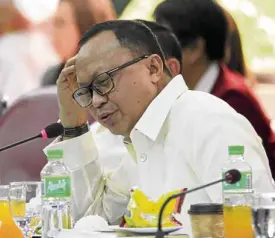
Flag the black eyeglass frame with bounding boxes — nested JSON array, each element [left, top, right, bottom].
[[72, 54, 149, 108]]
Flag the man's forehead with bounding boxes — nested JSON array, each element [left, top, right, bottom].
[[76, 31, 121, 67], [75, 31, 133, 83]]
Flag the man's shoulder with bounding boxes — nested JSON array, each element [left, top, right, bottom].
[[166, 90, 258, 144], [172, 90, 235, 116], [167, 89, 248, 133]]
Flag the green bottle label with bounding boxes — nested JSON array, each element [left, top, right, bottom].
[[41, 176, 71, 198], [223, 171, 252, 190]]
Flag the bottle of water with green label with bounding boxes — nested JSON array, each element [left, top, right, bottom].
[[40, 149, 73, 238], [222, 145, 253, 238]]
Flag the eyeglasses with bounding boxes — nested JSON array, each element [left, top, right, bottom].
[[72, 55, 149, 108]]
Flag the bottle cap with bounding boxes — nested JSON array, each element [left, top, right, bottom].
[[46, 149, 63, 160], [228, 145, 244, 156]]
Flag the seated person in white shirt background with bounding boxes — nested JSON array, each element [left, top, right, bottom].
[[45, 20, 274, 235], [0, 0, 59, 105]]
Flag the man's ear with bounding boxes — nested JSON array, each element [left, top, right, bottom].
[[148, 54, 164, 83], [166, 58, 181, 77]]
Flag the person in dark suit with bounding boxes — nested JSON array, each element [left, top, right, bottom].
[[42, 0, 117, 86], [155, 0, 275, 178]]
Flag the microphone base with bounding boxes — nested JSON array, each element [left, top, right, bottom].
[[155, 230, 165, 238]]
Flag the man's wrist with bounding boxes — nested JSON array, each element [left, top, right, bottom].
[[62, 122, 90, 139]]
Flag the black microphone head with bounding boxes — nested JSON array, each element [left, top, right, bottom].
[[40, 123, 64, 139], [225, 169, 241, 184]]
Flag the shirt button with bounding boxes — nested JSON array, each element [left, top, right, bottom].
[[140, 153, 147, 162]]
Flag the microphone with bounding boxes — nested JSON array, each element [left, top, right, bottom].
[[155, 169, 241, 238], [0, 122, 64, 152]]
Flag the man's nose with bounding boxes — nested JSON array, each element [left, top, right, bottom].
[[92, 90, 108, 108]]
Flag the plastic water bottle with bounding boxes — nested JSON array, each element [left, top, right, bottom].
[[222, 145, 253, 237], [40, 149, 73, 238]]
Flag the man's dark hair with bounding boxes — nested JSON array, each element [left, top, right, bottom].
[[136, 19, 182, 72], [154, 0, 228, 61], [79, 20, 170, 73]]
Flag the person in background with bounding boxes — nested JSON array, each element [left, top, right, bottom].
[[136, 20, 182, 77], [223, 8, 257, 88], [0, 1, 28, 36], [0, 0, 59, 105], [42, 0, 117, 86], [45, 20, 274, 236], [154, 0, 275, 179]]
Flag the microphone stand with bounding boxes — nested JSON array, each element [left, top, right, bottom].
[[0, 122, 63, 152], [155, 178, 225, 238], [0, 134, 41, 152]]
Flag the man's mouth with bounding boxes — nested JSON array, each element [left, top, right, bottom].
[[98, 112, 115, 123]]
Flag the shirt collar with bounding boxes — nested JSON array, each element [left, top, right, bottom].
[[96, 125, 107, 134], [131, 75, 188, 141], [195, 62, 220, 93]]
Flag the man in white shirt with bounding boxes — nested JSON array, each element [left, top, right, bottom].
[[45, 20, 274, 235], [89, 20, 183, 172]]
